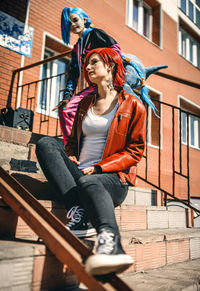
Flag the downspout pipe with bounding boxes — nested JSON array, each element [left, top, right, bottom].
[[16, 0, 31, 108]]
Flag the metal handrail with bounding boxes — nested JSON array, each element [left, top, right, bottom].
[[151, 97, 200, 119], [137, 175, 200, 214], [136, 93, 200, 215], [17, 71, 69, 88], [13, 51, 72, 73], [155, 72, 200, 89]]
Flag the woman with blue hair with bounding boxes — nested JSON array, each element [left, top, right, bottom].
[[57, 7, 122, 145], [57, 7, 167, 145]]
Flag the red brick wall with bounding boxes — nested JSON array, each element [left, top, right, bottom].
[[0, 0, 27, 109]]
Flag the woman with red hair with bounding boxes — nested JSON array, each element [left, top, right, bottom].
[[36, 48, 146, 275], [84, 47, 125, 92]]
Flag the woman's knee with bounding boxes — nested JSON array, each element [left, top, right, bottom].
[[36, 136, 57, 154], [77, 175, 99, 188]]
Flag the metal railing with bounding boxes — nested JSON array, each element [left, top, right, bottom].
[[12, 51, 72, 137], [136, 95, 200, 216], [11, 52, 200, 216]]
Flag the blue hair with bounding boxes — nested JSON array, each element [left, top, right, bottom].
[[61, 7, 92, 45], [130, 61, 159, 117], [122, 55, 159, 117]]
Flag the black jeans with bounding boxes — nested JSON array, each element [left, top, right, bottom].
[[36, 136, 128, 235]]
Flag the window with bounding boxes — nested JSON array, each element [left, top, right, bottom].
[[180, 98, 200, 150], [181, 112, 200, 149], [39, 49, 70, 117], [179, 0, 200, 29], [145, 90, 161, 147], [181, 112, 187, 143], [180, 0, 187, 14], [127, 0, 161, 46], [179, 26, 200, 68], [37, 34, 71, 118], [127, 0, 152, 40]]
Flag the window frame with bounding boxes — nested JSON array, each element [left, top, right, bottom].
[[181, 112, 200, 150], [127, 0, 153, 41], [179, 96, 200, 151], [178, 26, 199, 68], [179, 0, 200, 29], [36, 43, 71, 119], [38, 49, 53, 115], [145, 86, 163, 149]]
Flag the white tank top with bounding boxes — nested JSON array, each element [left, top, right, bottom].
[[78, 102, 118, 170]]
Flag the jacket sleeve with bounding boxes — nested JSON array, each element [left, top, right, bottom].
[[95, 101, 146, 172], [63, 46, 80, 100]]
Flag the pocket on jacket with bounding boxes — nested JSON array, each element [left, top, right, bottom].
[[116, 114, 131, 136]]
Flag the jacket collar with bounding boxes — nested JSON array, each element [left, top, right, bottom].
[[118, 88, 128, 105], [83, 88, 128, 109]]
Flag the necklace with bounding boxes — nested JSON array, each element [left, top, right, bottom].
[[93, 93, 119, 115]]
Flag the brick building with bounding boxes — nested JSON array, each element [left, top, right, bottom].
[[0, 0, 200, 209]]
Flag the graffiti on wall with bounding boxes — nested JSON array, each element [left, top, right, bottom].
[[0, 11, 34, 58]]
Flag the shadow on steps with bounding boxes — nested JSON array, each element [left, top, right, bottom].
[[11, 172, 58, 201]]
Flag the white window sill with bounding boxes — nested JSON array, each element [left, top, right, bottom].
[[36, 107, 59, 119], [178, 53, 200, 70], [182, 141, 200, 151]]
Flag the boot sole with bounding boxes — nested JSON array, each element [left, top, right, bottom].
[[85, 254, 134, 275], [72, 228, 97, 238]]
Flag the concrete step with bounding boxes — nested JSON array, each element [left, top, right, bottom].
[[0, 198, 68, 240], [0, 125, 45, 147], [1, 197, 199, 274], [0, 125, 52, 167], [5, 164, 193, 232], [1, 226, 200, 283], [0, 126, 163, 208], [0, 137, 163, 207], [0, 240, 79, 291], [0, 196, 192, 242], [120, 228, 200, 274], [120, 258, 200, 290], [0, 140, 42, 174], [7, 171, 162, 207], [115, 205, 192, 231]]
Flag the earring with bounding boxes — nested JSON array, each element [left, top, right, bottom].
[[110, 62, 115, 69]]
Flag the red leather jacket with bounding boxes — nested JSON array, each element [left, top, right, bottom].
[[65, 89, 146, 185]]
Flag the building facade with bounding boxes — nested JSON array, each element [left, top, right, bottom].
[[0, 0, 200, 204]]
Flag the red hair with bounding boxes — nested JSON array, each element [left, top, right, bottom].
[[83, 48, 126, 92]]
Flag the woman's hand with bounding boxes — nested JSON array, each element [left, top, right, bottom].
[[82, 166, 97, 175], [69, 156, 80, 166], [52, 99, 69, 111]]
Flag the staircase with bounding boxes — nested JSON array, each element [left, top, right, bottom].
[[0, 125, 200, 290]]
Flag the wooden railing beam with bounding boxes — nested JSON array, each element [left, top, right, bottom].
[[0, 167, 133, 291]]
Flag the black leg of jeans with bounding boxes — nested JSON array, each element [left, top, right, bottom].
[[36, 136, 128, 235], [77, 174, 128, 236], [36, 136, 83, 208]]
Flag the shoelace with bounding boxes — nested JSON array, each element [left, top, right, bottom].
[[66, 206, 85, 228], [96, 230, 115, 255]]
